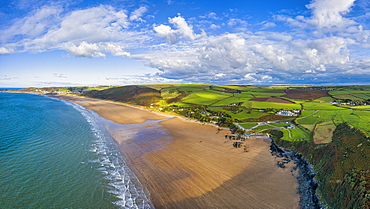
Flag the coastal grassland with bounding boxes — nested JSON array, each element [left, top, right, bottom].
[[211, 93, 254, 106], [297, 109, 370, 135], [300, 110, 317, 117], [329, 90, 370, 96], [313, 121, 336, 144], [207, 106, 269, 121], [239, 122, 257, 129], [224, 109, 267, 120], [156, 100, 190, 107], [181, 91, 230, 105], [242, 101, 301, 109], [351, 93, 370, 100], [302, 102, 345, 110], [349, 105, 370, 110], [280, 126, 310, 141], [314, 96, 334, 103], [332, 94, 363, 100]]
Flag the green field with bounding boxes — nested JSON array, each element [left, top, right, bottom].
[[242, 101, 301, 109], [314, 97, 334, 103], [329, 90, 370, 96], [181, 91, 230, 105], [332, 94, 362, 100], [297, 109, 370, 134], [281, 126, 310, 141], [302, 102, 345, 110], [225, 110, 267, 120], [239, 123, 257, 129]]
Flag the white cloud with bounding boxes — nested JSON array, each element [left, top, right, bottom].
[[2, 1, 370, 85], [277, 0, 357, 33], [227, 18, 248, 27], [0, 47, 12, 54], [306, 0, 356, 30], [1, 5, 149, 57], [33, 5, 130, 46], [129, 6, 147, 22], [210, 24, 221, 29], [0, 5, 62, 42], [153, 15, 203, 44], [64, 41, 130, 58], [200, 12, 220, 20]]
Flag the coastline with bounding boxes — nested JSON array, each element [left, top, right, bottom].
[[53, 95, 300, 208]]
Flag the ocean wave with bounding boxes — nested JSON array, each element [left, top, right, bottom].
[[59, 99, 152, 209]]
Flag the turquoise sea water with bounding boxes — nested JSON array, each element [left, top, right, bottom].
[[0, 93, 151, 208]]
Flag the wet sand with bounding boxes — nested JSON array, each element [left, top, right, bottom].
[[54, 95, 300, 208]]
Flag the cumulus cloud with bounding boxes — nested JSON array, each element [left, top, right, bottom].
[[153, 15, 203, 44], [277, 0, 358, 33], [306, 0, 356, 30], [64, 41, 130, 58]]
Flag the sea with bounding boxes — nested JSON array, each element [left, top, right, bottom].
[[0, 92, 152, 208]]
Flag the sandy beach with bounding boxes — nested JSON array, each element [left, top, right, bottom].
[[55, 95, 300, 208]]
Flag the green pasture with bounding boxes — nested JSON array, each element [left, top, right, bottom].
[[242, 101, 301, 109], [296, 109, 370, 134], [300, 110, 317, 117], [332, 94, 362, 100], [296, 110, 337, 125], [351, 94, 370, 100], [329, 90, 370, 96], [314, 97, 334, 103], [281, 126, 310, 141], [349, 105, 370, 110], [211, 97, 244, 106], [256, 124, 276, 129], [239, 123, 257, 129], [302, 102, 345, 110], [181, 91, 230, 105], [225, 110, 268, 120]]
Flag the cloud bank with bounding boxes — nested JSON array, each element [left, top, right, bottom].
[[1, 0, 370, 85]]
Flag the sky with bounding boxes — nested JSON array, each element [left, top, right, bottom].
[[1, 0, 370, 87]]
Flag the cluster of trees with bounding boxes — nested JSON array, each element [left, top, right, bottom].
[[161, 105, 245, 134], [334, 99, 370, 106]]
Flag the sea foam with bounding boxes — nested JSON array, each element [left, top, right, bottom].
[[61, 100, 152, 209]]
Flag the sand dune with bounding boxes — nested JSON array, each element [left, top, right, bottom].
[[54, 95, 299, 208]]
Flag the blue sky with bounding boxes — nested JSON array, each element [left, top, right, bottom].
[[1, 0, 370, 87]]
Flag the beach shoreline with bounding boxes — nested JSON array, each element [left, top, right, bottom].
[[53, 95, 300, 208]]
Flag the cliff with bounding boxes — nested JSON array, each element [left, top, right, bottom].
[[272, 123, 370, 208]]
